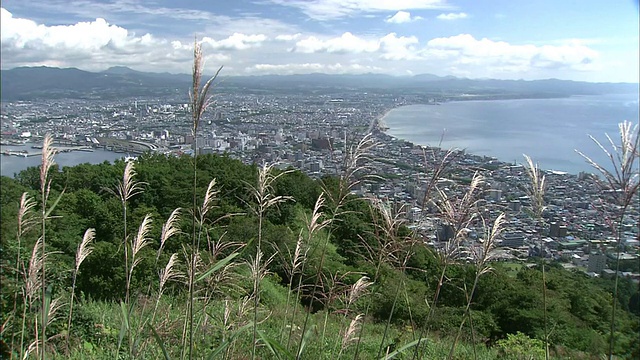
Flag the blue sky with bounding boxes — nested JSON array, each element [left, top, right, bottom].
[[1, 0, 638, 82]]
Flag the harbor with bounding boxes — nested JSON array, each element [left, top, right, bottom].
[[1, 145, 95, 157]]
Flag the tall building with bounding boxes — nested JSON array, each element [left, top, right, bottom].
[[487, 189, 502, 201], [501, 232, 526, 247], [549, 222, 559, 237], [587, 253, 607, 274]]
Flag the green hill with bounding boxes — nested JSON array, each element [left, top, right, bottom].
[[1, 152, 638, 359]]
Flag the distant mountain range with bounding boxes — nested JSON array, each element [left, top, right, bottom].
[[1, 66, 638, 100]]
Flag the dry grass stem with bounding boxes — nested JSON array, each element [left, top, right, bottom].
[[576, 121, 639, 359]]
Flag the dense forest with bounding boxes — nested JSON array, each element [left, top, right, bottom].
[[1, 150, 638, 359]]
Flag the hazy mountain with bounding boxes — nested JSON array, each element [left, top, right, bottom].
[[1, 66, 637, 100]]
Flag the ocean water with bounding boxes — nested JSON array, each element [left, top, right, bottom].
[[382, 93, 639, 174], [0, 145, 123, 178]]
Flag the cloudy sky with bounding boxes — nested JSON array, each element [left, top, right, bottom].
[[2, 0, 638, 82]]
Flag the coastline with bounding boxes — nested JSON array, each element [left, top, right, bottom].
[[372, 95, 639, 176]]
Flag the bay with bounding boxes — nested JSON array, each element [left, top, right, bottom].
[[382, 93, 639, 174], [1, 144, 124, 178]]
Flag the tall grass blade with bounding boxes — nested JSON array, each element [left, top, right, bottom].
[[296, 324, 315, 360], [116, 301, 129, 358], [258, 330, 295, 360], [148, 324, 171, 360], [196, 252, 240, 283], [206, 322, 253, 360], [382, 338, 422, 360]]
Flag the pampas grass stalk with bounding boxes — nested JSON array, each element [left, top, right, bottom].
[[298, 133, 376, 359], [364, 200, 414, 359], [413, 172, 484, 359], [107, 159, 144, 305], [122, 214, 152, 356], [39, 134, 56, 360], [279, 230, 306, 343], [246, 163, 293, 359], [331, 275, 371, 359], [66, 228, 95, 351], [337, 314, 363, 359], [21, 237, 44, 359], [448, 213, 505, 359], [187, 39, 222, 360], [576, 121, 639, 359], [157, 208, 182, 262], [26, 296, 64, 360], [129, 215, 153, 298], [523, 154, 549, 359], [13, 192, 36, 355], [287, 193, 331, 349], [152, 253, 182, 324]]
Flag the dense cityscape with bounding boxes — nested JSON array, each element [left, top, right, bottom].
[[1, 91, 638, 282]]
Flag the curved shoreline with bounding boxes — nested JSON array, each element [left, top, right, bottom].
[[372, 96, 638, 175]]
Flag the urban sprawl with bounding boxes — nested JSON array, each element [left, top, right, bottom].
[[1, 91, 638, 282]]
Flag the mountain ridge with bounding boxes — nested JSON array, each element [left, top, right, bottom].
[[1, 66, 638, 100]]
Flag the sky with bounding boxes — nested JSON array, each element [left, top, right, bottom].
[[1, 0, 639, 82]]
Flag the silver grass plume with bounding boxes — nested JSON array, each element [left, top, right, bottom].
[[39, 134, 57, 202], [576, 121, 639, 359], [114, 160, 145, 204], [157, 208, 182, 260], [523, 154, 547, 219], [18, 192, 37, 238], [75, 228, 95, 273], [348, 276, 372, 306], [200, 179, 219, 222], [130, 214, 153, 277], [190, 40, 223, 137], [576, 120, 639, 208], [341, 314, 363, 350], [26, 237, 45, 303]]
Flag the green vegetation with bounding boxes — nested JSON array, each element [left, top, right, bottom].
[[1, 47, 637, 360], [1, 151, 638, 359]]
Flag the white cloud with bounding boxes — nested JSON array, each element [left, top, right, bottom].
[[0, 8, 247, 72], [275, 33, 302, 41], [269, 0, 449, 21], [293, 32, 420, 60], [436, 12, 468, 20], [1, 8, 623, 81], [425, 34, 600, 73], [385, 11, 423, 24], [293, 32, 379, 53], [202, 33, 267, 50], [1, 8, 132, 51], [246, 62, 383, 75], [379, 33, 420, 60]]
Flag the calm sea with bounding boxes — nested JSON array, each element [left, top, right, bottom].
[[382, 93, 639, 174], [0, 145, 123, 178]]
